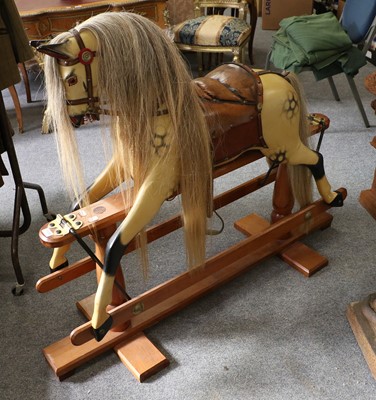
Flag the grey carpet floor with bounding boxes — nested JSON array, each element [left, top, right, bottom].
[[0, 17, 376, 400]]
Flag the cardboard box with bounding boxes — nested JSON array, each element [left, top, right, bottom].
[[262, 0, 313, 30]]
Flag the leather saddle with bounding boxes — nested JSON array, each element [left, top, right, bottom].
[[194, 63, 266, 166]]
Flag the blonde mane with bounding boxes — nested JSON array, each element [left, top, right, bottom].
[[44, 12, 213, 269]]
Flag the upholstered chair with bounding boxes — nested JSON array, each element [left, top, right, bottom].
[[171, 0, 257, 74]]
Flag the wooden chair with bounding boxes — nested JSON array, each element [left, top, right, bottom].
[[171, 0, 257, 74]]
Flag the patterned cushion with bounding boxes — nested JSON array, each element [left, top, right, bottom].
[[174, 15, 251, 47]]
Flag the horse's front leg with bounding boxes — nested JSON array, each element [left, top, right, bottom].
[[49, 158, 122, 272], [91, 158, 179, 341]]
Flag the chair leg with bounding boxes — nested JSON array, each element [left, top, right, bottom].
[[345, 74, 370, 128], [18, 62, 32, 104], [327, 76, 340, 101], [247, 0, 257, 65], [197, 53, 204, 76], [8, 86, 23, 133], [265, 50, 272, 69]]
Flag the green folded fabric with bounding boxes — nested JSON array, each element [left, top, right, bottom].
[[270, 12, 366, 80]]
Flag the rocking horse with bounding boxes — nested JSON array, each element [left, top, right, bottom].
[[35, 12, 345, 380]]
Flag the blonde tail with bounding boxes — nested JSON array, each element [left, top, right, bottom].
[[284, 72, 313, 208]]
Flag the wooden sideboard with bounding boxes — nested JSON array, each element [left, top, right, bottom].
[[15, 0, 168, 39]]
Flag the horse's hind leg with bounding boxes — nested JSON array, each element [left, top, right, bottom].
[[288, 145, 343, 207]]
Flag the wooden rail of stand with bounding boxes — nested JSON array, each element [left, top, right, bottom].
[[71, 189, 346, 346]]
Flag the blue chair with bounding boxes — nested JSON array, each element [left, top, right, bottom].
[[265, 0, 376, 127]]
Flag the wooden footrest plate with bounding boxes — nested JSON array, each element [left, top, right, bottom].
[[234, 213, 331, 277], [115, 332, 169, 382], [279, 241, 327, 277], [42, 294, 169, 381]]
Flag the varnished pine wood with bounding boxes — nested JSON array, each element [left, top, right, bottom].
[[279, 242, 328, 277], [39, 168, 277, 249], [36, 256, 95, 293], [76, 294, 169, 381], [37, 168, 277, 293], [42, 192, 343, 381], [271, 164, 294, 222], [235, 163, 330, 277], [114, 333, 170, 382], [234, 213, 331, 277], [70, 188, 347, 346]]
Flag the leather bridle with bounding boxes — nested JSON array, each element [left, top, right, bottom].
[[57, 28, 99, 115]]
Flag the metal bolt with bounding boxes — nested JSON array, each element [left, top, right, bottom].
[[133, 302, 144, 315]]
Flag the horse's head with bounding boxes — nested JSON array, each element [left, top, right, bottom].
[[35, 29, 100, 127]]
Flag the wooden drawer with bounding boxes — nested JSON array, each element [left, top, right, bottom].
[[19, 1, 167, 39]]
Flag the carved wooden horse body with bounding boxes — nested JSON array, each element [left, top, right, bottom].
[[36, 12, 343, 341]]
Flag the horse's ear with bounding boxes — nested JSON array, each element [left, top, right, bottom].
[[32, 41, 71, 60]]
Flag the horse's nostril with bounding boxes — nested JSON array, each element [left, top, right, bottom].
[[70, 115, 83, 128]]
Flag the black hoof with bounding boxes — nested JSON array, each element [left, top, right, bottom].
[[329, 191, 344, 207], [44, 212, 57, 222], [49, 259, 69, 274], [92, 316, 113, 342]]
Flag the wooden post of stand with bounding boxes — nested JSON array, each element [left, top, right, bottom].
[[235, 163, 331, 276], [271, 163, 294, 223]]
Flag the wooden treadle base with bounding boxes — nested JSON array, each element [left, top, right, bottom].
[[42, 294, 169, 381], [234, 213, 331, 277], [347, 296, 376, 380]]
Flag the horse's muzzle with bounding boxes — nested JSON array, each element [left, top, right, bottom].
[[70, 113, 100, 128], [70, 115, 84, 128]]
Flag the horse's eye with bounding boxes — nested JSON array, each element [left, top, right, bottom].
[[66, 75, 78, 86]]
